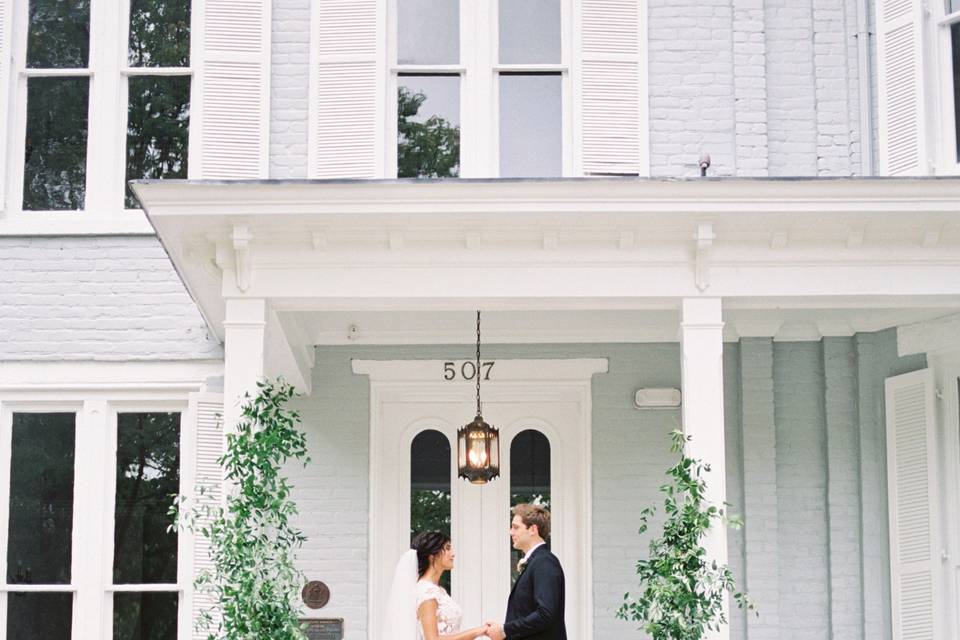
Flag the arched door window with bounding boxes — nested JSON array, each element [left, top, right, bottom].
[[410, 429, 452, 591], [510, 429, 551, 581]]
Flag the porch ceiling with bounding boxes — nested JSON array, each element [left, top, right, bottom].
[[132, 177, 960, 385]]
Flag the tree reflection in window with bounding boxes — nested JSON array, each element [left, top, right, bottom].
[[397, 76, 460, 178], [411, 429, 451, 591], [510, 429, 550, 583], [113, 413, 180, 585]]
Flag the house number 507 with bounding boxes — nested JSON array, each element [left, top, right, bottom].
[[443, 361, 495, 381]]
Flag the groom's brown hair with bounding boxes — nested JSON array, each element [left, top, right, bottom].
[[513, 503, 550, 540]]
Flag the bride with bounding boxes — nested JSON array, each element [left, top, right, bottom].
[[384, 531, 491, 640]]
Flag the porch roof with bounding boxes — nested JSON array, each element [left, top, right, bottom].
[[132, 177, 960, 388]]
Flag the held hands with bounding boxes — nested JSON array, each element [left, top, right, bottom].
[[480, 622, 505, 640]]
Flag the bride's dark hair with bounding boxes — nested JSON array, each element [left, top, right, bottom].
[[411, 531, 451, 577]]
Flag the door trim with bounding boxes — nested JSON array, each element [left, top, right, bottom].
[[355, 358, 606, 640]]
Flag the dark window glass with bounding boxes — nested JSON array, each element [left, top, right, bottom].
[[113, 413, 180, 584], [398, 75, 460, 178], [23, 77, 89, 211], [7, 593, 73, 638], [398, 0, 459, 65], [499, 74, 562, 177], [7, 413, 75, 585], [129, 0, 191, 67], [952, 23, 960, 162], [125, 76, 191, 208], [411, 429, 451, 591], [510, 429, 550, 583], [27, 0, 90, 68], [113, 592, 178, 640], [499, 0, 560, 64]]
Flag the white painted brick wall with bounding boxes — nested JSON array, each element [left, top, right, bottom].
[[270, 0, 310, 179], [0, 237, 222, 361], [647, 0, 737, 177]]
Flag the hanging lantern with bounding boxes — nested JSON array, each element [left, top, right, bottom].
[[457, 311, 500, 484]]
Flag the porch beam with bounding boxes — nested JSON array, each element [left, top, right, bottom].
[[680, 297, 729, 640], [223, 298, 267, 433]]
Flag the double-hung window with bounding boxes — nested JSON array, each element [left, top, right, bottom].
[[0, 404, 185, 639], [939, 1, 960, 170], [391, 0, 569, 178], [6, 0, 192, 227]]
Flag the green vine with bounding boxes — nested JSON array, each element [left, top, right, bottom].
[[173, 379, 310, 640], [617, 430, 755, 640]]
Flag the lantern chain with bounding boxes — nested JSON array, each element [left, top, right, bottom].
[[476, 310, 482, 416]]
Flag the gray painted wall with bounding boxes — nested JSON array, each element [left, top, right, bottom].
[[287, 330, 924, 640]]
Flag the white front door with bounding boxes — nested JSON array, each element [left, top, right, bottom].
[[358, 359, 606, 640]]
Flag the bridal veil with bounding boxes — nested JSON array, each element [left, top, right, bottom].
[[382, 549, 419, 640]]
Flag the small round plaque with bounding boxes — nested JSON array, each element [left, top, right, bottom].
[[302, 581, 330, 609]]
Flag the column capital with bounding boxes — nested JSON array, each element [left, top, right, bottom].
[[223, 298, 268, 327], [681, 298, 723, 326]]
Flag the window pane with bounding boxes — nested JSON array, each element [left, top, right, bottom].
[[114, 413, 180, 584], [499, 74, 562, 177], [950, 1, 960, 14], [953, 23, 960, 162], [411, 430, 451, 591], [499, 0, 560, 64], [27, 0, 90, 68], [113, 592, 178, 640], [7, 593, 73, 638], [125, 76, 191, 209], [23, 77, 89, 211], [129, 0, 191, 67], [398, 75, 460, 178], [510, 429, 550, 583], [7, 413, 75, 585], [398, 0, 459, 65]]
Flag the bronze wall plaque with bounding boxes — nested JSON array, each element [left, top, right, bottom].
[[301, 618, 343, 640], [302, 581, 331, 609]]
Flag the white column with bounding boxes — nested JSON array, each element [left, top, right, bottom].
[[680, 297, 729, 640], [223, 298, 267, 433]]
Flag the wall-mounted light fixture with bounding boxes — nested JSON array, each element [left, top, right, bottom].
[[634, 388, 682, 409]]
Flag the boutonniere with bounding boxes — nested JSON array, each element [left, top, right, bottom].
[[516, 558, 528, 576]]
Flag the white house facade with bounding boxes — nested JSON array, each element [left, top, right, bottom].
[[1, 1, 960, 640]]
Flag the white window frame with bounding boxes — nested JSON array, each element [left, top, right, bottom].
[[386, 0, 573, 178], [935, 6, 960, 174], [0, 0, 197, 236], [0, 378, 200, 640]]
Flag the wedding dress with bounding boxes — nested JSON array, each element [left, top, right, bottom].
[[416, 580, 463, 638], [384, 549, 463, 640]]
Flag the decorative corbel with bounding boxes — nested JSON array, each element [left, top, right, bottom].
[[694, 223, 715, 292], [231, 225, 253, 293]]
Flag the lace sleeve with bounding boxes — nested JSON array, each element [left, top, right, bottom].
[[416, 582, 438, 610]]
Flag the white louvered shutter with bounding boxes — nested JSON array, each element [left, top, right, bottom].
[[189, 394, 224, 640], [577, 0, 644, 175], [0, 0, 11, 209], [195, 0, 270, 179], [309, 0, 381, 178], [885, 369, 943, 640], [876, 0, 928, 175]]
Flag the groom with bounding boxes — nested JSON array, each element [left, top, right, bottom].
[[486, 504, 566, 640]]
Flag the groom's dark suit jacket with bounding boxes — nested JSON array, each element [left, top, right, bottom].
[[504, 544, 566, 640]]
